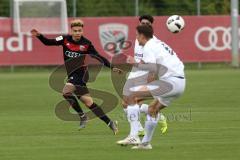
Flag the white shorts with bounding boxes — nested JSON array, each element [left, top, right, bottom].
[[123, 73, 149, 96], [128, 76, 186, 106]]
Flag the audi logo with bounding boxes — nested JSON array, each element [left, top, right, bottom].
[[194, 26, 239, 51]]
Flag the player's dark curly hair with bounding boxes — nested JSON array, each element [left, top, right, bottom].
[[136, 25, 153, 39], [139, 15, 154, 24]]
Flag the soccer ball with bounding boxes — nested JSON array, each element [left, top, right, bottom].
[[166, 15, 185, 33]]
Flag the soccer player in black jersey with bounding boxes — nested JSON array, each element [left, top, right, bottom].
[[31, 19, 122, 134]]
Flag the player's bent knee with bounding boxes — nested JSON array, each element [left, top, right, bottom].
[[62, 92, 73, 98], [84, 101, 93, 108], [148, 106, 159, 117], [126, 95, 137, 105]]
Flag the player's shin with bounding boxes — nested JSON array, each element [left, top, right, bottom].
[[89, 103, 111, 125], [140, 103, 168, 134], [127, 104, 141, 137], [141, 113, 159, 144], [63, 94, 85, 116]]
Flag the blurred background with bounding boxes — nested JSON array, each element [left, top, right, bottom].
[[0, 0, 237, 70], [0, 0, 231, 17]]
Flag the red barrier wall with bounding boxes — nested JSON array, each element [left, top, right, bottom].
[[0, 16, 232, 66]]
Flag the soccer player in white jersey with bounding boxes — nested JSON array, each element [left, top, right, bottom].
[[128, 25, 185, 149], [117, 15, 167, 146]]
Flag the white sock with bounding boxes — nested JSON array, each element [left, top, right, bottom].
[[140, 104, 149, 114], [123, 107, 143, 131], [127, 104, 140, 137], [142, 113, 159, 144], [138, 104, 148, 131]]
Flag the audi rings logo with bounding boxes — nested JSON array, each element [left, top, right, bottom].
[[195, 26, 237, 51]]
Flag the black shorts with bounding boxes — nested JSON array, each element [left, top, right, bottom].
[[67, 69, 89, 96]]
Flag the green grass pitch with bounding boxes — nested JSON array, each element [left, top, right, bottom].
[[0, 68, 240, 160]]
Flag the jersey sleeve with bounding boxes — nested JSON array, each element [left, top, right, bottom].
[[88, 43, 112, 68], [37, 34, 64, 46]]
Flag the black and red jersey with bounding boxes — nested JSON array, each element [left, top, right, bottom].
[[37, 34, 112, 75]]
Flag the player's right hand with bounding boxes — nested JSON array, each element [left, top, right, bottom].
[[30, 29, 40, 37], [126, 56, 135, 64], [112, 67, 123, 74]]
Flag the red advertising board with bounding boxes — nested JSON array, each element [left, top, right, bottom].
[[0, 16, 232, 66]]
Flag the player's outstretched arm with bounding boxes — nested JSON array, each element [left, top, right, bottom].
[[94, 53, 123, 74], [126, 55, 157, 72], [30, 29, 63, 46], [89, 44, 123, 74]]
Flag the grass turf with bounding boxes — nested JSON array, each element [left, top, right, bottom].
[[0, 68, 240, 160]]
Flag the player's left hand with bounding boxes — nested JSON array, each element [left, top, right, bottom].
[[112, 67, 123, 74]]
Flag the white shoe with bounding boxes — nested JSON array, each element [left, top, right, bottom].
[[116, 136, 140, 146], [131, 143, 152, 150]]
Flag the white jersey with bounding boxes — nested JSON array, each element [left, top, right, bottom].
[[127, 36, 158, 79], [142, 38, 184, 79]]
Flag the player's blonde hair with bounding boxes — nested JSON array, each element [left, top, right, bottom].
[[70, 19, 84, 28]]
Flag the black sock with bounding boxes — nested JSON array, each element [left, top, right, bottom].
[[63, 95, 84, 117], [89, 103, 111, 125]]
